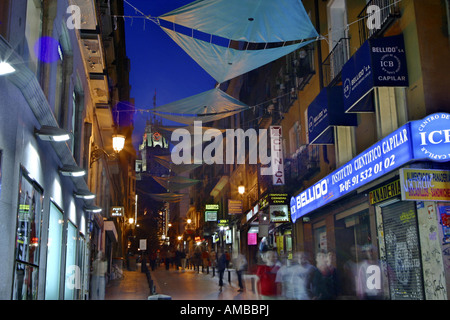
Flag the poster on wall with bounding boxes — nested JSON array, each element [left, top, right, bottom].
[[439, 206, 450, 244], [0, 150, 2, 198]]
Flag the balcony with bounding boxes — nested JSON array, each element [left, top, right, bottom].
[[322, 37, 350, 87], [358, 0, 401, 45], [285, 145, 321, 186]]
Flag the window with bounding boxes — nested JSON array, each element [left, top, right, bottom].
[[24, 0, 43, 76], [45, 201, 64, 300], [64, 221, 77, 300], [288, 122, 300, 156], [12, 167, 43, 300]]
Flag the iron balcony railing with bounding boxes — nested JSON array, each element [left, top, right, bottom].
[[285, 144, 321, 184], [322, 37, 350, 87], [358, 0, 401, 45]]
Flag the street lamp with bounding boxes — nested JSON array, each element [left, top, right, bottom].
[[112, 134, 126, 152], [90, 134, 126, 167], [238, 183, 245, 195]]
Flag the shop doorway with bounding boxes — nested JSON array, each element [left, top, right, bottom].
[[334, 209, 372, 298]]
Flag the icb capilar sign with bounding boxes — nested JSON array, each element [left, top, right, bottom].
[[291, 113, 450, 222]]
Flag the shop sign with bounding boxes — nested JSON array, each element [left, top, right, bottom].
[[205, 204, 219, 222], [228, 199, 242, 215], [225, 229, 232, 244], [291, 113, 450, 222], [307, 86, 357, 145], [269, 193, 289, 204], [400, 169, 450, 201], [217, 219, 229, 227], [259, 194, 269, 210], [205, 211, 218, 221], [410, 113, 450, 162], [270, 204, 290, 222], [248, 232, 257, 245], [369, 180, 401, 205], [270, 126, 285, 185], [139, 239, 147, 251], [342, 34, 408, 113], [111, 206, 124, 217]]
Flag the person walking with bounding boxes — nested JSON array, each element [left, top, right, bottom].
[[275, 251, 314, 300], [217, 248, 227, 292], [256, 250, 280, 300], [91, 251, 107, 300], [233, 253, 248, 292]]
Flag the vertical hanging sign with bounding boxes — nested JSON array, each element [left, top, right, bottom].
[[270, 126, 285, 185]]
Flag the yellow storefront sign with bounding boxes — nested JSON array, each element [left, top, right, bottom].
[[369, 180, 401, 205], [400, 169, 450, 201]]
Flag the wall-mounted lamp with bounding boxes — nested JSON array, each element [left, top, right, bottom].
[[238, 182, 245, 195], [59, 165, 86, 177], [0, 61, 15, 76], [128, 217, 134, 224], [90, 134, 126, 167], [74, 190, 96, 200], [84, 205, 102, 213], [35, 125, 71, 142], [112, 134, 125, 153]]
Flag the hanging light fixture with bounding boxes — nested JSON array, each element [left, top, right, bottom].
[[0, 61, 15, 75], [35, 125, 71, 142], [74, 190, 96, 200], [59, 165, 86, 177], [84, 205, 102, 213]]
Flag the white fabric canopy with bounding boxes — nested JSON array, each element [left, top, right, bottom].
[[159, 0, 318, 43], [152, 175, 200, 191], [151, 87, 250, 124], [162, 27, 315, 83]]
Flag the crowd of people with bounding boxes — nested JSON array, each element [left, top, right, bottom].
[[136, 242, 383, 300]]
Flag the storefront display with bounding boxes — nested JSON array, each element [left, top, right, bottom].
[[12, 168, 43, 300]]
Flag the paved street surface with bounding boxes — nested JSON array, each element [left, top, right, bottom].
[[105, 263, 259, 300]]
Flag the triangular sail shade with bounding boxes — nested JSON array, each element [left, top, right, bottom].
[[148, 193, 185, 203], [150, 87, 250, 124], [159, 0, 319, 43], [161, 27, 316, 83], [152, 175, 200, 192]]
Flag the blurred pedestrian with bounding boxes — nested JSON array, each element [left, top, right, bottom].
[[149, 250, 157, 271], [311, 250, 339, 300], [275, 251, 314, 299], [91, 251, 107, 300], [210, 250, 217, 268], [180, 250, 187, 271], [217, 248, 227, 292], [202, 249, 210, 269], [256, 250, 280, 300], [233, 253, 247, 292], [356, 245, 383, 300]]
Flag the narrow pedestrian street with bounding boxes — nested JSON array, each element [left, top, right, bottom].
[[105, 263, 259, 300]]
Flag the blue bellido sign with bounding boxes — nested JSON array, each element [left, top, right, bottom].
[[342, 34, 409, 113], [291, 113, 450, 222]]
